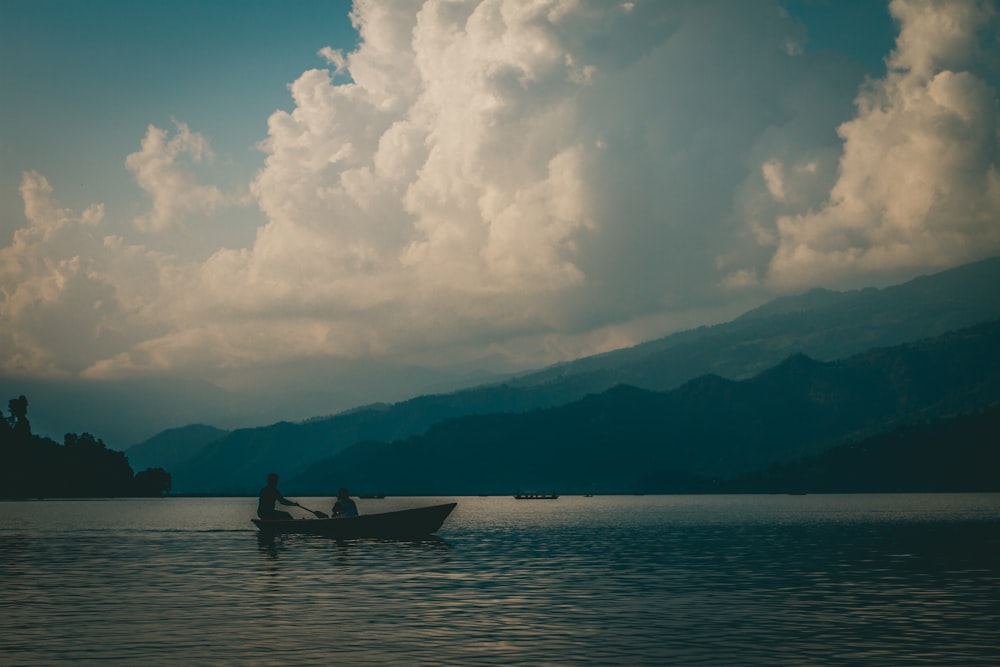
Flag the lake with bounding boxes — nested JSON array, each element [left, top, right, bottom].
[[1, 494, 999, 665]]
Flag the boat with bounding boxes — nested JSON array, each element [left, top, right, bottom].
[[252, 502, 457, 538], [514, 492, 559, 499]]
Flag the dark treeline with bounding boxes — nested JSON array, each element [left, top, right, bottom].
[[0, 395, 171, 498]]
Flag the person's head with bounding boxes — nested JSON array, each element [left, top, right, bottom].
[[338, 487, 350, 499], [267, 473, 279, 487]]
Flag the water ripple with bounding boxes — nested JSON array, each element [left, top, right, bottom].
[[1, 495, 999, 665]]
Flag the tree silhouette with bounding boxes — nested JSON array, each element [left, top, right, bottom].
[[6, 395, 31, 445], [1, 394, 174, 498], [0, 402, 10, 443], [133, 467, 172, 497]]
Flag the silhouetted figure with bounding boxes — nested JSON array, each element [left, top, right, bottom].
[[331, 487, 359, 517], [257, 473, 300, 520]]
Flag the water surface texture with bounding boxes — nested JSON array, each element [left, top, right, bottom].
[[1, 494, 999, 665]]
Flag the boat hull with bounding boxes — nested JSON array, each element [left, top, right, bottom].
[[251, 502, 457, 538]]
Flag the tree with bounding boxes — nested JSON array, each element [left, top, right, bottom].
[[133, 467, 172, 497], [56, 432, 134, 497], [7, 395, 31, 445], [0, 401, 10, 445]]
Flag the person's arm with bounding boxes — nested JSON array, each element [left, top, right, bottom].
[[277, 494, 299, 507]]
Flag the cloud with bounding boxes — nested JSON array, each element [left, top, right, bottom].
[[764, 0, 1000, 289], [0, 173, 166, 377], [3, 0, 1000, 394], [240, 0, 859, 354], [125, 120, 242, 233]]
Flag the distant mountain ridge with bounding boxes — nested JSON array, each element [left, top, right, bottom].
[[505, 256, 1000, 393], [292, 319, 1000, 494], [131, 257, 1000, 494], [125, 424, 230, 474]]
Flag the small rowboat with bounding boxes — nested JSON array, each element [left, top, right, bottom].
[[251, 502, 457, 538]]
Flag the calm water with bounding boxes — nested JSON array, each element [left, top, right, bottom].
[[1, 494, 999, 666]]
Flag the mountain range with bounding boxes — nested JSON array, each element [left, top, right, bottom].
[[292, 319, 1000, 494], [125, 256, 1000, 494]]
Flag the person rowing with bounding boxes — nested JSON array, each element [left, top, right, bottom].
[[257, 472, 307, 520]]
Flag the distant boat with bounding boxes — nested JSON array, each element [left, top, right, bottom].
[[251, 502, 456, 538], [359, 493, 386, 499], [514, 492, 559, 500]]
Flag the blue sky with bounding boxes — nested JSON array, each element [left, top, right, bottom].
[[2, 0, 358, 242], [2, 0, 998, 445]]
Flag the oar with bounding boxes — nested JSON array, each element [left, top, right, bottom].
[[295, 503, 329, 519]]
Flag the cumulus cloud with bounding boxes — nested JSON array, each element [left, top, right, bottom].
[[3, 0, 999, 392], [764, 0, 1000, 289], [0, 173, 166, 376], [238, 0, 861, 357], [126, 120, 240, 232]]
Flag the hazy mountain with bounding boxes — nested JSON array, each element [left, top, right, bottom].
[[152, 257, 1000, 493], [291, 320, 1000, 494], [125, 424, 230, 474], [1, 358, 507, 449], [502, 256, 1000, 395], [167, 388, 544, 494], [0, 375, 244, 451]]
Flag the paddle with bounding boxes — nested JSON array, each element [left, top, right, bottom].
[[294, 503, 329, 519]]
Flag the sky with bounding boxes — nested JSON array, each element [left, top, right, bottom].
[[2, 0, 999, 446]]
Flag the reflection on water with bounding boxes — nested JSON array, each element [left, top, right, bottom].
[[1, 495, 999, 666], [256, 532, 451, 562]]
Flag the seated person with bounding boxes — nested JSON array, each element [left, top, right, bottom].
[[257, 473, 300, 520], [331, 487, 359, 517]]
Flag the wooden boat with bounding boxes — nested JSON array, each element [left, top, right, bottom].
[[251, 502, 457, 538]]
